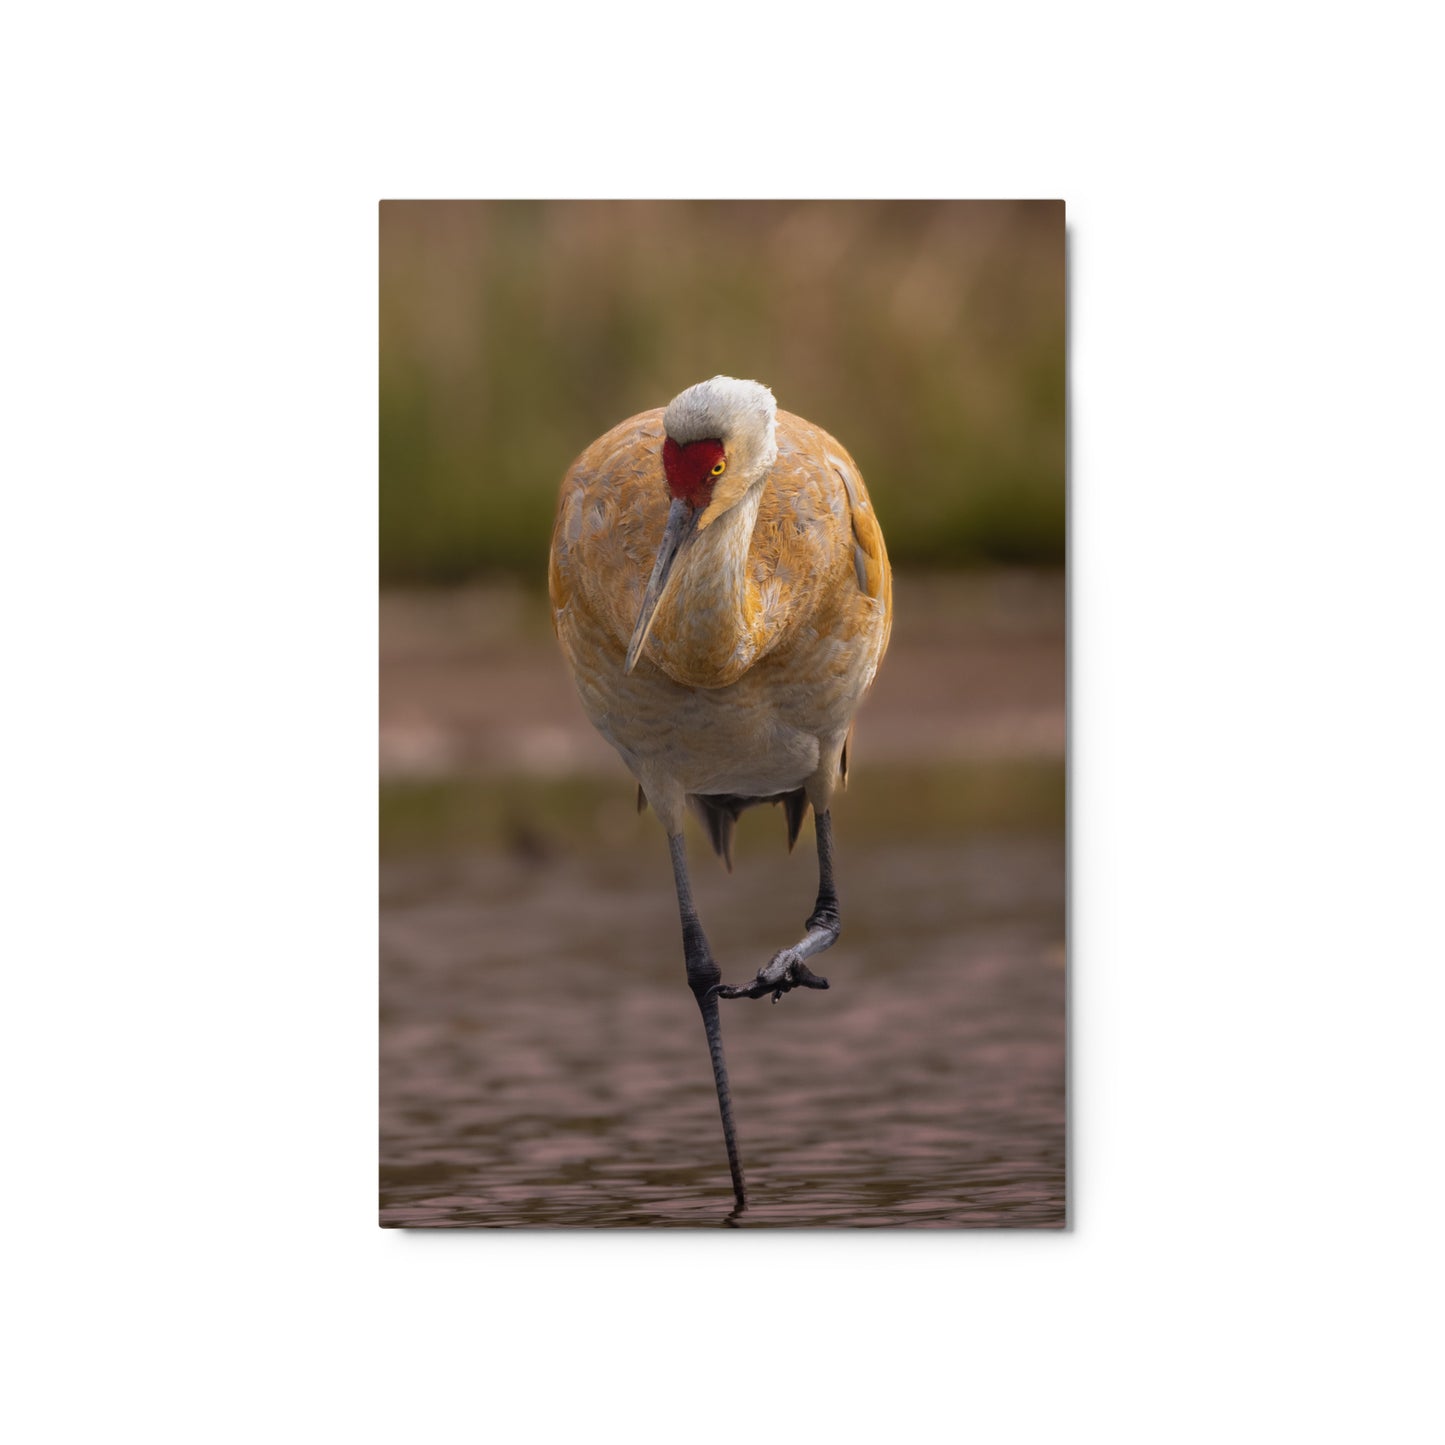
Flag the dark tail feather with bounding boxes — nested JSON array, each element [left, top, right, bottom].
[[636, 784, 647, 815], [782, 789, 808, 852], [690, 788, 811, 869], [692, 795, 743, 871]]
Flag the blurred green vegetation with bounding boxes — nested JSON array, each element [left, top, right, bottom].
[[379, 759, 1065, 859], [380, 201, 1064, 584]]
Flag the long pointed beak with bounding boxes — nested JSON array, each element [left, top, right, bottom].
[[625, 496, 698, 674]]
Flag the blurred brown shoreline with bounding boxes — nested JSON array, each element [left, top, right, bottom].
[[381, 569, 1063, 783]]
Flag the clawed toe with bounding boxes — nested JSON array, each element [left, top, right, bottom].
[[713, 948, 831, 1003]]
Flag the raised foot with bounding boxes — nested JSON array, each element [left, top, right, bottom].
[[713, 947, 831, 1004]]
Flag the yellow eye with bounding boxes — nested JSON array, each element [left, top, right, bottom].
[[710, 460, 727, 476]]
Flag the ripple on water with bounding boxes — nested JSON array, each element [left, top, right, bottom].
[[382, 836, 1065, 1228]]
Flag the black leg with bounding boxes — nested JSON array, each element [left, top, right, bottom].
[[668, 833, 747, 1211], [716, 808, 840, 1002], [807, 807, 842, 939]]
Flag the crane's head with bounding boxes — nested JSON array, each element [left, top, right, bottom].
[[625, 376, 778, 673]]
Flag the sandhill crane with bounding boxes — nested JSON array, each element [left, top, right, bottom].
[[548, 376, 891, 1211]]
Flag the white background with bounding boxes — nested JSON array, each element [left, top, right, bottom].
[[4, 3, 1442, 1441]]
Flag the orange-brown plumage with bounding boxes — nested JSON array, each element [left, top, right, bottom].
[[546, 375, 890, 1210], [550, 397, 890, 850]]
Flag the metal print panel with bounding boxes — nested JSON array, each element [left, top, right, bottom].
[[380, 200, 1066, 1227]]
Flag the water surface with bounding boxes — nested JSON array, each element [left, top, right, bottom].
[[381, 831, 1065, 1227]]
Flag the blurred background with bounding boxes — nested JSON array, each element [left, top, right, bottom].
[[380, 200, 1066, 1227], [382, 200, 1063, 582]]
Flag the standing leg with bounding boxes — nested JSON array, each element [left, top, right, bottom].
[[668, 833, 747, 1210], [716, 809, 840, 1002]]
